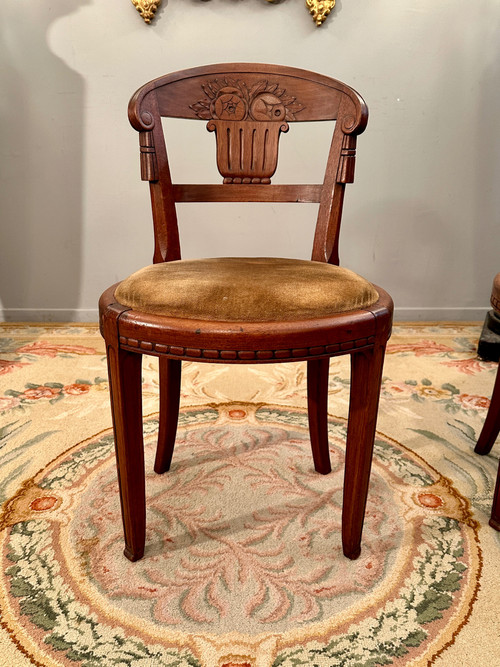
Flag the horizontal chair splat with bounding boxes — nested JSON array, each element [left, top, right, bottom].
[[173, 184, 323, 203]]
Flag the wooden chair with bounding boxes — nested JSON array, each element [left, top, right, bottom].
[[99, 64, 394, 562], [475, 272, 500, 530]]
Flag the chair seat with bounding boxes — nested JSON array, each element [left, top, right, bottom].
[[114, 257, 379, 323]]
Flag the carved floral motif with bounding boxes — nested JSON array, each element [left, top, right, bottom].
[[190, 78, 304, 122]]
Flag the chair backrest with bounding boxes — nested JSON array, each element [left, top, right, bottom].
[[128, 63, 368, 266]]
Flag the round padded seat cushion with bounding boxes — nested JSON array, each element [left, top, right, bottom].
[[492, 273, 500, 314], [114, 257, 379, 323]]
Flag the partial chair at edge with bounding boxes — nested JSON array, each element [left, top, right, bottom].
[[475, 272, 500, 531], [99, 63, 394, 562]]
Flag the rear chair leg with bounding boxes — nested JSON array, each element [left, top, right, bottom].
[[491, 459, 500, 530], [107, 344, 145, 561], [155, 358, 182, 474], [307, 358, 332, 475], [474, 365, 500, 455], [474, 363, 500, 530], [342, 344, 386, 560]]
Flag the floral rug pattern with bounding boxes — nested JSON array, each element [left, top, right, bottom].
[[0, 324, 499, 667]]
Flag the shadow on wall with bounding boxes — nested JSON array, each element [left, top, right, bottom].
[[0, 1, 87, 321], [474, 11, 500, 305], [342, 198, 451, 321]]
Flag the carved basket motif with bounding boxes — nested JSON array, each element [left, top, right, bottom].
[[190, 78, 304, 184], [207, 120, 288, 184]]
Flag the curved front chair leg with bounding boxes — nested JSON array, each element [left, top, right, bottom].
[[491, 458, 500, 530], [474, 365, 500, 455], [342, 343, 386, 560], [107, 344, 145, 561], [307, 358, 332, 475], [155, 358, 182, 474]]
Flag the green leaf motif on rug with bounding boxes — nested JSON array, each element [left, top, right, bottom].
[[6, 521, 200, 667], [40, 410, 218, 490], [409, 429, 450, 445], [272, 517, 467, 666], [40, 435, 116, 490], [0, 338, 31, 353], [373, 439, 434, 486], [178, 408, 219, 427], [5, 513, 467, 667], [0, 424, 58, 502], [256, 407, 309, 429]]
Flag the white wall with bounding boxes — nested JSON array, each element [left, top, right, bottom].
[[1, 0, 499, 321]]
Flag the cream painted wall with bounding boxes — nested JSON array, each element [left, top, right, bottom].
[[0, 0, 499, 321]]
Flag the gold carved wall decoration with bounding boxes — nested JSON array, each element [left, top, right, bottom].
[[131, 0, 161, 24], [306, 0, 336, 25], [131, 0, 335, 26]]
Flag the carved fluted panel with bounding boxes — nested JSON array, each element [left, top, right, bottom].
[[207, 120, 288, 184], [190, 77, 303, 184]]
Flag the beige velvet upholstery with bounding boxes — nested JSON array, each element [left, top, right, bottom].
[[115, 257, 379, 322]]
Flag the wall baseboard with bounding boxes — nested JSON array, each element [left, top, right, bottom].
[[0, 309, 100, 323], [394, 307, 488, 322], [0, 307, 490, 324]]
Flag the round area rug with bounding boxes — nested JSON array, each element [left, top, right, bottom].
[[0, 403, 480, 667]]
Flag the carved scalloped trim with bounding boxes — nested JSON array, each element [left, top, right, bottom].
[[118, 336, 375, 361]]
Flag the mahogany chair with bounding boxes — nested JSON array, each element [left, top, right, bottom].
[[474, 273, 500, 530], [99, 64, 393, 562]]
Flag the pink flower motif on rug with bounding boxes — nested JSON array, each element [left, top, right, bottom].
[[29, 496, 59, 512], [454, 393, 490, 410], [382, 381, 415, 396], [441, 358, 490, 375], [63, 383, 91, 395], [0, 396, 20, 411], [387, 340, 454, 356], [0, 359, 27, 375], [0, 378, 105, 413], [417, 492, 444, 509], [21, 386, 62, 401], [15, 341, 97, 357]]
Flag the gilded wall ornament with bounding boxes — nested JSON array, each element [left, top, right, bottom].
[[131, 0, 335, 26], [306, 0, 336, 25], [131, 0, 161, 24]]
